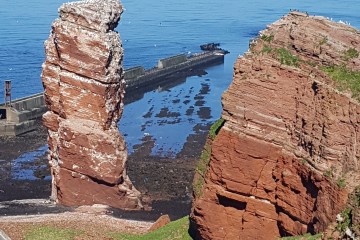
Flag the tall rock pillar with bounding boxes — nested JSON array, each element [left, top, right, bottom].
[[41, 0, 142, 210]]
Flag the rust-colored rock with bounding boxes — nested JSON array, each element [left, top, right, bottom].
[[148, 215, 171, 232], [191, 12, 360, 239], [41, 0, 142, 210]]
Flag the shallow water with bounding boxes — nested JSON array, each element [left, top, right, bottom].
[[1, 0, 360, 156], [11, 145, 50, 180]]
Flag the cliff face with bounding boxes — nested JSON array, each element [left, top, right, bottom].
[[191, 12, 360, 239], [41, 0, 142, 209]]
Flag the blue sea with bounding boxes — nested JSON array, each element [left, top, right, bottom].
[[1, 0, 360, 156]]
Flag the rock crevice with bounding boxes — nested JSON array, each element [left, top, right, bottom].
[[41, 0, 142, 210]]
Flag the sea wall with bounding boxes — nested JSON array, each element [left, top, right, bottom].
[[0, 93, 46, 136], [124, 66, 145, 80], [157, 54, 187, 69], [191, 12, 360, 239], [11, 93, 45, 111], [126, 51, 224, 89]]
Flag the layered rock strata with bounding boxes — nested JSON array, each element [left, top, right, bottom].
[[41, 0, 142, 209], [191, 12, 360, 239]]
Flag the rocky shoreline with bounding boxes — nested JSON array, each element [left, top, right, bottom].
[[0, 117, 208, 221]]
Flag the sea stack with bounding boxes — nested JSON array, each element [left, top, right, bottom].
[[41, 0, 142, 210], [191, 12, 360, 239]]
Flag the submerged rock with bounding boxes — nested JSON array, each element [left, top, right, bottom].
[[41, 0, 142, 210], [191, 11, 360, 239]]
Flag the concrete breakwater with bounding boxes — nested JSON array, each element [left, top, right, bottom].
[[124, 49, 226, 90]]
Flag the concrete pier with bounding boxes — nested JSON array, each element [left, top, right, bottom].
[[125, 50, 225, 90]]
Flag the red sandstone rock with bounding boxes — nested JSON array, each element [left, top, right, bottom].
[[148, 215, 171, 232], [191, 12, 360, 239], [41, 0, 142, 210]]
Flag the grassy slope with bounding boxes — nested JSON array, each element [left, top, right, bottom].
[[24, 217, 191, 240]]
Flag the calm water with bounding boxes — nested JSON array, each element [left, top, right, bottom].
[[1, 0, 360, 157]]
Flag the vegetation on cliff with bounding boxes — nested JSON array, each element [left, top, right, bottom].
[[321, 65, 360, 101], [191, 11, 360, 240], [193, 118, 225, 198]]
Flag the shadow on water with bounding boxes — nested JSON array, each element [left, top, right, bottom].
[[11, 145, 50, 181]]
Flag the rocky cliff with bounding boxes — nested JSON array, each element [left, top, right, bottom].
[[191, 12, 360, 239], [41, 0, 142, 209]]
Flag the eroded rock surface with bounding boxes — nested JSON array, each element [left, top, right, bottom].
[[191, 12, 360, 239], [41, 0, 142, 210]]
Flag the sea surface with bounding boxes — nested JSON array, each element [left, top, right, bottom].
[[1, 0, 360, 157]]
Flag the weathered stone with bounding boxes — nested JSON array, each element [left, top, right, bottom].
[[41, 63, 61, 114], [191, 12, 360, 239], [41, 0, 142, 210], [52, 20, 123, 84], [149, 215, 171, 232], [58, 119, 126, 184], [59, 0, 123, 32]]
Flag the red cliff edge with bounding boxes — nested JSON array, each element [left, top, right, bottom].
[[191, 11, 360, 239]]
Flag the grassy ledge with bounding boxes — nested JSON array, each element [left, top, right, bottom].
[[342, 48, 359, 61], [258, 44, 300, 68], [261, 33, 274, 43], [194, 118, 225, 198], [209, 118, 225, 140], [193, 143, 211, 198], [276, 48, 300, 67], [321, 65, 360, 101]]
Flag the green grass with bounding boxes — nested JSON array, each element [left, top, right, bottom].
[[323, 169, 333, 178], [304, 61, 317, 67], [321, 65, 360, 101], [193, 118, 225, 197], [24, 218, 191, 240], [342, 48, 359, 61], [261, 34, 274, 43], [280, 233, 322, 240], [337, 178, 346, 188], [300, 158, 308, 165], [25, 226, 82, 240], [355, 185, 360, 207], [262, 45, 273, 54], [319, 37, 328, 45], [193, 143, 211, 198], [209, 118, 225, 140], [336, 208, 352, 233], [110, 217, 191, 240], [196, 144, 211, 177], [276, 48, 300, 67]]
